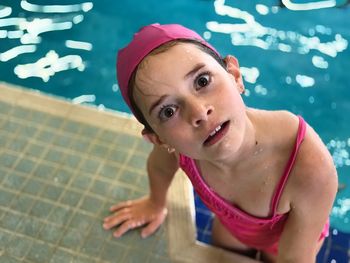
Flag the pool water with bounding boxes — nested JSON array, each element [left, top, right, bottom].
[[1, 0, 349, 260]]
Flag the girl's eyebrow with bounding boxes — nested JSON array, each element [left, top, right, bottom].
[[148, 63, 205, 115], [149, 94, 168, 115], [185, 63, 205, 79]]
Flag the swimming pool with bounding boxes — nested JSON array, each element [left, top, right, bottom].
[[1, 0, 349, 259]]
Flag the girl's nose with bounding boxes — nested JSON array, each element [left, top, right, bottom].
[[188, 99, 214, 127]]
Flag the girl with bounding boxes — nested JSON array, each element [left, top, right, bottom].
[[103, 24, 338, 262]]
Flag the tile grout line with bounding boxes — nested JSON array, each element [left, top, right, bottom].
[[48, 125, 122, 263], [0, 88, 173, 262], [32, 117, 88, 261], [92, 130, 130, 262], [45, 125, 105, 262], [107, 139, 146, 262], [2, 109, 65, 261]]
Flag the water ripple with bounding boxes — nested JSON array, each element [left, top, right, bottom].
[[327, 138, 350, 168], [0, 5, 12, 18], [281, 0, 336, 10], [21, 0, 93, 13], [14, 50, 84, 82], [0, 2, 93, 81], [207, 0, 348, 57]]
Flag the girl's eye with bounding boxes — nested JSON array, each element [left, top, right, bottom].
[[195, 73, 211, 89], [159, 105, 177, 120]]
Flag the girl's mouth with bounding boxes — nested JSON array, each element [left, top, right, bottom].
[[203, 121, 230, 147]]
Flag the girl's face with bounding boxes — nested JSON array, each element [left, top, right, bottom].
[[133, 43, 246, 160]]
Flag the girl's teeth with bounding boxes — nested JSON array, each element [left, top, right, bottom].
[[210, 125, 222, 136]]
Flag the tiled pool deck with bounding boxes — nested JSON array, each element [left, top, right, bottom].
[[0, 83, 258, 263]]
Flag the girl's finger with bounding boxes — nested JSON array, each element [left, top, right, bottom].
[[103, 212, 131, 230], [140, 219, 161, 239], [113, 221, 136, 238], [104, 207, 131, 222], [109, 200, 133, 212]]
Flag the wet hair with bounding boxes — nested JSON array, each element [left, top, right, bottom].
[[128, 39, 226, 133]]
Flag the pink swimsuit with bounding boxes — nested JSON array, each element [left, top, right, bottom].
[[179, 116, 329, 255]]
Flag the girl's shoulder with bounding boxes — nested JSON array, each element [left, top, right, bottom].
[[271, 111, 338, 200], [257, 109, 299, 128], [255, 109, 337, 209], [259, 109, 332, 172], [249, 109, 300, 146]]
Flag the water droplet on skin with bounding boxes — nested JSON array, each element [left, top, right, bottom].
[[254, 148, 264, 156], [264, 174, 271, 185]]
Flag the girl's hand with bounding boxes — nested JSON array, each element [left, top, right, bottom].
[[103, 196, 168, 238]]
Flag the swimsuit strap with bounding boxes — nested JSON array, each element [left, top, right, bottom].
[[270, 116, 307, 216]]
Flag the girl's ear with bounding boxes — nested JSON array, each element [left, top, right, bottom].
[[141, 129, 175, 153], [141, 129, 162, 145], [141, 132, 153, 144], [224, 55, 245, 94]]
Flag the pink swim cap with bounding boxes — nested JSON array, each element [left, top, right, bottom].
[[116, 23, 220, 117]]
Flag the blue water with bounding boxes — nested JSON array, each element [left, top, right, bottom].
[[1, 0, 350, 254]]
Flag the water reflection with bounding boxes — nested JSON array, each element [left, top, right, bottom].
[[295, 74, 315, 88], [240, 66, 259, 84], [65, 40, 92, 51], [207, 0, 348, 58], [14, 50, 84, 82], [20, 0, 93, 13], [312, 55, 329, 69], [0, 44, 36, 62], [205, 0, 348, 92], [332, 198, 350, 233], [328, 139, 350, 168], [255, 4, 270, 15], [333, 198, 350, 225], [281, 0, 337, 10], [0, 1, 93, 81], [72, 94, 96, 104], [327, 137, 350, 230], [0, 6, 12, 18]]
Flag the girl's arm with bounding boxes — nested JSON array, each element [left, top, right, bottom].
[[277, 125, 338, 262], [148, 144, 179, 208], [103, 144, 179, 238]]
